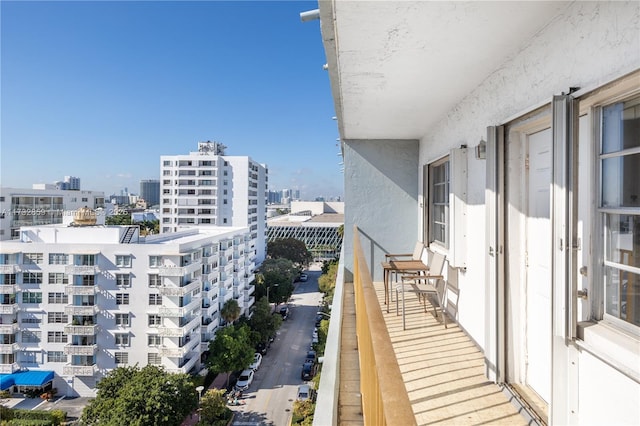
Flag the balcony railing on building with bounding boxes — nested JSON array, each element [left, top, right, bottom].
[[0, 343, 19, 355], [0, 362, 20, 374], [157, 316, 200, 337], [0, 284, 17, 295], [165, 354, 198, 374], [64, 324, 98, 336], [64, 343, 98, 356], [65, 284, 97, 296], [0, 265, 20, 274], [158, 298, 201, 317], [158, 262, 201, 276], [159, 335, 200, 358], [158, 279, 200, 297], [63, 363, 97, 376], [0, 323, 19, 335], [65, 265, 100, 275], [64, 305, 99, 316], [0, 304, 19, 315]]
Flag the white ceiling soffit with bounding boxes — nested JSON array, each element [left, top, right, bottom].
[[321, 0, 570, 141]]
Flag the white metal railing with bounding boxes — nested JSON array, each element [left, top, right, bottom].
[[63, 344, 98, 356], [158, 297, 201, 317], [64, 305, 99, 316], [0, 304, 19, 314], [65, 285, 97, 296], [0, 285, 17, 294], [158, 279, 201, 297], [159, 336, 201, 358], [158, 316, 200, 337], [0, 323, 19, 334], [65, 265, 100, 275], [0, 362, 20, 374], [63, 364, 97, 376], [64, 324, 98, 335], [165, 355, 198, 374], [0, 265, 20, 274], [0, 343, 19, 354]]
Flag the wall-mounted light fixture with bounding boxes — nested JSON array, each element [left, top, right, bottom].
[[475, 139, 487, 160]]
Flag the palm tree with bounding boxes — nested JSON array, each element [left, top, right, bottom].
[[220, 299, 241, 326]]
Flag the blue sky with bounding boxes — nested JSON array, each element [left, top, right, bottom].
[[1, 0, 342, 200]]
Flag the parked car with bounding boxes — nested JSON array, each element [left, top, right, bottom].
[[305, 350, 316, 364], [279, 305, 290, 320], [301, 361, 317, 381], [296, 384, 315, 401], [249, 352, 262, 371], [234, 369, 255, 391], [255, 340, 270, 355], [312, 328, 318, 339], [315, 314, 324, 328]]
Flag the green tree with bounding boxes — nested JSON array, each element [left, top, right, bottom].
[[248, 296, 282, 345], [259, 258, 297, 306], [199, 388, 232, 425], [220, 299, 241, 326], [80, 365, 197, 426], [205, 324, 255, 389], [267, 238, 312, 268], [105, 214, 132, 225]]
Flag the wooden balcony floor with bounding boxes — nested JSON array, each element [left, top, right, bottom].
[[370, 281, 529, 426]]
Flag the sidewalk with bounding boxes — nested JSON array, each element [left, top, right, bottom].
[[180, 373, 229, 426]]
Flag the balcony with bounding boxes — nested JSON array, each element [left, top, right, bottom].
[[0, 323, 18, 334], [63, 364, 97, 376], [0, 343, 19, 354], [65, 265, 100, 275], [159, 336, 201, 358], [244, 285, 255, 297], [165, 355, 198, 374], [243, 296, 255, 309], [64, 305, 99, 316], [65, 285, 97, 296], [64, 344, 98, 356], [313, 230, 530, 425], [158, 298, 201, 317], [0, 285, 17, 294], [158, 279, 200, 297], [64, 324, 98, 335], [0, 265, 20, 274], [158, 262, 201, 277], [0, 362, 20, 374], [0, 304, 19, 315], [157, 316, 201, 337]]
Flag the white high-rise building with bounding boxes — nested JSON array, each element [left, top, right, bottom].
[[0, 187, 105, 241], [160, 141, 268, 263], [0, 213, 255, 397]]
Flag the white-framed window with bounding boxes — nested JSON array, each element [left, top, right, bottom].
[[48, 273, 68, 285], [148, 294, 163, 305], [148, 315, 161, 326], [47, 351, 67, 363], [76, 254, 96, 266], [115, 352, 129, 365], [22, 291, 42, 303], [115, 333, 130, 346], [23, 272, 43, 284], [599, 94, 640, 329], [115, 274, 131, 287], [48, 253, 68, 265], [23, 253, 43, 264], [47, 331, 67, 343], [115, 313, 130, 326], [428, 157, 450, 248], [149, 256, 162, 268], [48, 292, 68, 304], [115, 255, 132, 268], [148, 353, 161, 365], [47, 312, 68, 323], [116, 293, 130, 305], [148, 274, 161, 287], [148, 335, 162, 346]]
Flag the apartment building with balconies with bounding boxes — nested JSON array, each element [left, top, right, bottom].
[[0, 219, 254, 397], [0, 187, 105, 241], [159, 141, 268, 264], [310, 1, 640, 425]]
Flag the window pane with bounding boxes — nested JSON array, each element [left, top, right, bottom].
[[605, 266, 640, 326], [602, 97, 640, 154], [601, 153, 640, 208], [605, 214, 639, 264]]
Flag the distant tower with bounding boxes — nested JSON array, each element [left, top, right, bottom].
[[64, 176, 81, 190], [140, 180, 160, 207]]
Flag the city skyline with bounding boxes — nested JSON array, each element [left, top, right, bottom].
[[1, 1, 343, 201]]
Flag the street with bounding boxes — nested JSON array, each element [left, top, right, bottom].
[[230, 265, 323, 426]]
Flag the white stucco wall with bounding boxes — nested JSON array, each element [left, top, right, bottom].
[[343, 139, 419, 281], [418, 0, 639, 355]]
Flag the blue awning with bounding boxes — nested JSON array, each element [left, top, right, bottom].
[[0, 371, 54, 389]]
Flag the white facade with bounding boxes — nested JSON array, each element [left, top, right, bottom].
[[0, 222, 255, 397], [320, 1, 639, 425], [160, 142, 268, 263], [0, 187, 106, 241]]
